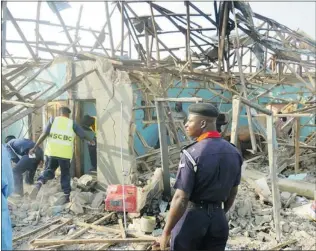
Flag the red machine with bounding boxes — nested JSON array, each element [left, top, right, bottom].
[[105, 185, 137, 213]]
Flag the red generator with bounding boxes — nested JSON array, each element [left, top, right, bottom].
[[105, 185, 137, 213]]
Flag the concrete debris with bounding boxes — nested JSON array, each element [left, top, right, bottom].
[[236, 198, 252, 217], [9, 168, 316, 251], [77, 174, 97, 191], [91, 192, 106, 208], [281, 191, 292, 201], [230, 227, 242, 235], [49, 192, 68, 206], [69, 202, 84, 215], [46, 205, 66, 217]]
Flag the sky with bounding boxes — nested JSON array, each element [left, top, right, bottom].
[[2, 1, 316, 62]]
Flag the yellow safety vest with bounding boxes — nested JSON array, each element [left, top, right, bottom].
[[45, 116, 75, 159]]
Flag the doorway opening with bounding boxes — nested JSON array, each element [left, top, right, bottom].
[[79, 100, 97, 175]]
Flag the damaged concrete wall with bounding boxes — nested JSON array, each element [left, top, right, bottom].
[[72, 57, 135, 186]]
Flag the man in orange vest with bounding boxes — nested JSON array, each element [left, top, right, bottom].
[[29, 106, 95, 203]]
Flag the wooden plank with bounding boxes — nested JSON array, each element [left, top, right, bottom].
[[218, 2, 229, 74], [6, 7, 37, 60], [144, 22, 150, 67], [2, 76, 26, 101], [118, 219, 126, 238], [155, 100, 171, 199], [2, 2, 8, 56], [75, 5, 84, 51], [32, 219, 73, 241], [38, 33, 55, 58], [115, 32, 129, 53], [1, 99, 37, 107], [105, 2, 115, 57], [13, 219, 61, 242], [230, 97, 241, 146], [32, 238, 156, 247], [294, 118, 300, 174], [231, 3, 257, 153], [235, 95, 273, 115], [74, 221, 121, 234], [51, 2, 77, 54], [150, 3, 160, 62], [185, 1, 191, 68], [4, 17, 109, 35], [268, 239, 297, 250], [35, 1, 41, 57], [266, 115, 281, 241], [40, 213, 115, 250], [124, 3, 180, 61], [120, 2, 125, 56], [90, 29, 110, 57], [3, 63, 29, 78], [155, 97, 202, 102], [62, 37, 81, 52], [15, 61, 53, 92], [2, 69, 96, 128], [234, 45, 257, 153]]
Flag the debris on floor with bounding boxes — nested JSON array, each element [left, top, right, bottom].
[[9, 163, 316, 251]]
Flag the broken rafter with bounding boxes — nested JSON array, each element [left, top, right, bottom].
[[6, 7, 37, 60], [117, 3, 146, 61], [3, 17, 109, 35], [2, 75, 26, 101], [125, 2, 180, 61], [15, 61, 53, 93], [120, 2, 125, 56], [1, 99, 38, 108], [188, 2, 217, 27], [105, 2, 115, 57], [150, 2, 160, 62], [50, 2, 78, 54], [75, 5, 84, 51], [151, 2, 205, 55], [2, 69, 96, 128], [35, 1, 41, 57], [38, 33, 55, 58], [90, 29, 110, 57]]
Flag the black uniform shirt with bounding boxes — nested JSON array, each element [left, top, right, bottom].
[[174, 136, 243, 203]]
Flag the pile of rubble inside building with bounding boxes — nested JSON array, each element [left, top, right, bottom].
[[2, 1, 316, 250]]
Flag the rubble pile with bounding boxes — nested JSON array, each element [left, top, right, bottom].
[[9, 158, 316, 250], [227, 182, 316, 250]]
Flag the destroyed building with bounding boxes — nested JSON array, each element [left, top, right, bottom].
[[1, 1, 316, 250]]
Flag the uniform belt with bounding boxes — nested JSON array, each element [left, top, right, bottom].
[[188, 201, 224, 210]]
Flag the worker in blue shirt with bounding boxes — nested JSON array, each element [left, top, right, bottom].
[[29, 106, 94, 203], [160, 103, 243, 251], [5, 136, 44, 196], [2, 144, 14, 250]]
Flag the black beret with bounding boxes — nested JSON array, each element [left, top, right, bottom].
[[188, 103, 219, 118]]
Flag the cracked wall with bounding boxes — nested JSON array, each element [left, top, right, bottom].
[[73, 57, 135, 186]]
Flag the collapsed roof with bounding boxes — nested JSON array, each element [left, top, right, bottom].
[[1, 1, 315, 128]]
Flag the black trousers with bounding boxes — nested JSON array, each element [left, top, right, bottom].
[[12, 148, 42, 196], [12, 156, 39, 195], [87, 144, 97, 170], [171, 206, 229, 251], [37, 157, 71, 195]]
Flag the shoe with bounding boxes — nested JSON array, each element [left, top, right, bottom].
[[65, 195, 70, 204], [29, 182, 42, 199]]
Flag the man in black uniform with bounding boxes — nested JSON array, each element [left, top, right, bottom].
[[5, 135, 44, 196], [160, 103, 243, 251]]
